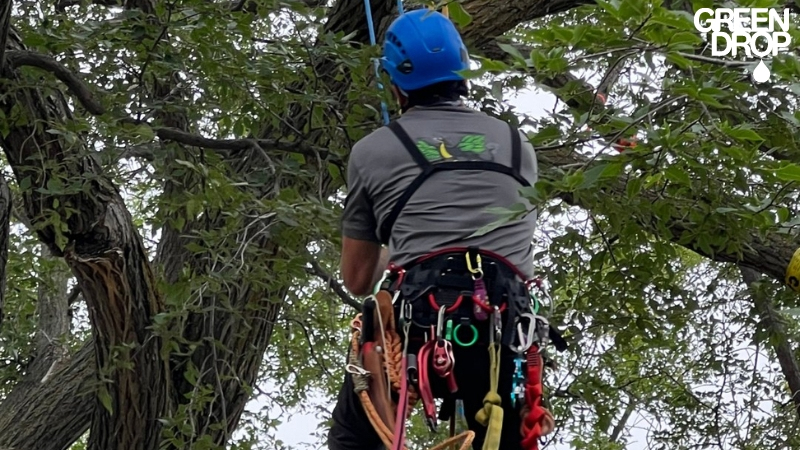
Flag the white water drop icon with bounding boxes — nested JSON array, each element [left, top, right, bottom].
[[752, 60, 770, 83]]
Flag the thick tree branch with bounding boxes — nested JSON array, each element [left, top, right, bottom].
[[154, 127, 335, 161], [0, 341, 94, 450], [609, 398, 635, 442], [306, 259, 360, 311], [740, 267, 800, 419], [4, 50, 106, 115], [539, 148, 796, 283], [27, 247, 72, 383], [0, 0, 11, 73]]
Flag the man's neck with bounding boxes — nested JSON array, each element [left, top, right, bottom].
[[403, 98, 466, 113]]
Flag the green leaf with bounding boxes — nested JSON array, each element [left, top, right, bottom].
[[497, 43, 525, 64], [664, 166, 691, 185], [619, 0, 647, 20], [727, 127, 764, 142], [135, 124, 155, 142], [98, 387, 114, 414], [447, 2, 472, 28], [774, 164, 800, 182], [578, 162, 623, 189], [626, 177, 643, 198], [469, 217, 510, 237], [530, 126, 561, 145]]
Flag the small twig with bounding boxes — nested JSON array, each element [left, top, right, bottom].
[[306, 260, 361, 312], [675, 52, 753, 67]]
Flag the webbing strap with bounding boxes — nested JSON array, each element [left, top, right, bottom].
[[379, 121, 530, 245]]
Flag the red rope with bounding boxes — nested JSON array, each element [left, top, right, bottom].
[[520, 346, 549, 450]]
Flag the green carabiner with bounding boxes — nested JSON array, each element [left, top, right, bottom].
[[453, 323, 479, 347], [530, 291, 540, 314], [445, 319, 454, 341]]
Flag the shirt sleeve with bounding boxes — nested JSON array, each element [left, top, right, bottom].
[[341, 149, 380, 243]]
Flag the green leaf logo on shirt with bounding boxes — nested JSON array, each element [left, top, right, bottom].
[[416, 141, 443, 161], [458, 135, 486, 153], [415, 134, 486, 161]]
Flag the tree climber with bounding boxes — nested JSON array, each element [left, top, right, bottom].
[[329, 8, 565, 450]]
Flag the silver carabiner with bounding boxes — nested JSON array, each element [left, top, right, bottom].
[[436, 305, 446, 340], [512, 313, 537, 353]]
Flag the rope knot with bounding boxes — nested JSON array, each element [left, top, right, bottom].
[[475, 392, 502, 425]]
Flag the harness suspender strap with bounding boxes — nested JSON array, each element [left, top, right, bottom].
[[380, 121, 530, 245], [510, 124, 522, 180]]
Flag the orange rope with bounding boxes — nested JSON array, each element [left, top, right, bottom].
[[350, 314, 475, 450]]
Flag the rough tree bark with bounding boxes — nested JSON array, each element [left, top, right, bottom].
[[0, 175, 9, 331]]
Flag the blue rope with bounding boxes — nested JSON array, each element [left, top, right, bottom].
[[363, 0, 404, 125]]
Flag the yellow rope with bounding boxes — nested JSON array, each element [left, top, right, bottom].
[[474, 342, 503, 450]]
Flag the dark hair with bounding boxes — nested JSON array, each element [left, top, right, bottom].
[[403, 80, 468, 111]]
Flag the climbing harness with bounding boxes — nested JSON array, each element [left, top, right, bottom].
[[347, 246, 566, 450]]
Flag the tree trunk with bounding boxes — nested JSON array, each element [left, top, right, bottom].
[[0, 31, 168, 450]]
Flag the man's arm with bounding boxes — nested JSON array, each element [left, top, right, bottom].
[[340, 238, 389, 296], [340, 142, 389, 296]]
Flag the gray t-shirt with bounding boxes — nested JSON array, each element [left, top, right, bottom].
[[341, 101, 538, 277]]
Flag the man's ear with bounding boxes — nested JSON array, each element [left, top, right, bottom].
[[391, 84, 408, 109]]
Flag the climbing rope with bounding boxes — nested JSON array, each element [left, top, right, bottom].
[[348, 312, 476, 450], [519, 346, 555, 450], [363, 0, 406, 125]]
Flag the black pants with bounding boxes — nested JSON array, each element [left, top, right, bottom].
[[327, 337, 524, 450]]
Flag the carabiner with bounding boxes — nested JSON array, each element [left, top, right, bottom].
[[436, 305, 446, 340], [372, 268, 391, 295], [512, 313, 537, 353], [490, 306, 502, 345], [465, 253, 484, 279]]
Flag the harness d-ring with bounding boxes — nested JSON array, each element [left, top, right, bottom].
[[453, 323, 479, 347]]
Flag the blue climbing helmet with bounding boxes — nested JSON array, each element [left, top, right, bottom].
[[381, 9, 470, 92]]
